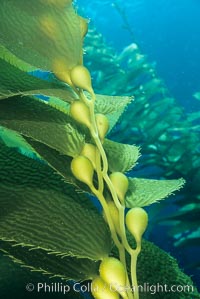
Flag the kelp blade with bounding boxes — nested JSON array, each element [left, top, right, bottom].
[[0, 143, 112, 280], [0, 0, 82, 72]]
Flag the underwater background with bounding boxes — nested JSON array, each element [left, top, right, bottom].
[[77, 0, 200, 291], [78, 0, 200, 113]]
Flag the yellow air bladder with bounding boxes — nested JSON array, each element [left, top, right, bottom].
[[103, 201, 120, 236], [70, 101, 91, 128], [95, 114, 109, 141], [126, 207, 148, 244], [109, 172, 129, 204], [71, 155, 94, 188], [70, 65, 94, 95], [91, 276, 119, 299], [52, 57, 73, 86], [81, 143, 97, 169], [99, 257, 127, 298]]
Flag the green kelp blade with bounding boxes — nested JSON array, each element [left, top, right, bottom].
[[125, 178, 185, 208], [0, 126, 38, 159], [48, 95, 71, 113], [0, 184, 108, 262], [0, 45, 36, 72], [0, 57, 77, 102], [24, 137, 92, 192], [104, 139, 140, 173], [0, 0, 82, 73], [0, 96, 85, 157], [0, 143, 112, 262], [0, 241, 99, 282], [0, 254, 86, 298], [94, 94, 133, 131]]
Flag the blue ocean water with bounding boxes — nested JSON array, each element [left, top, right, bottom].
[[77, 0, 200, 291], [77, 0, 200, 113]]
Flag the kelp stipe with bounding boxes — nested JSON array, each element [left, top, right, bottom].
[[0, 1, 199, 299]]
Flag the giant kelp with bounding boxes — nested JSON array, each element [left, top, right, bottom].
[[0, 1, 199, 299], [82, 20, 200, 259]]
